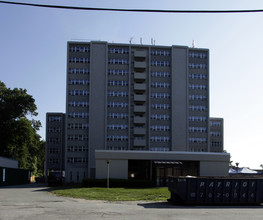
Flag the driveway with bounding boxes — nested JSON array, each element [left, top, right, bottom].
[[0, 184, 263, 220]]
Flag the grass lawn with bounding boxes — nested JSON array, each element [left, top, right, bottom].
[[50, 187, 170, 201]]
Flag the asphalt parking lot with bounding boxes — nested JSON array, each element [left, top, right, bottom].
[[0, 184, 263, 220]]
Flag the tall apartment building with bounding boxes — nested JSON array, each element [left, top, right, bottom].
[[210, 118, 224, 152], [60, 41, 228, 183], [45, 113, 65, 176]]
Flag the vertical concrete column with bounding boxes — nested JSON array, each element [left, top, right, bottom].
[[171, 46, 188, 151], [89, 42, 107, 178]]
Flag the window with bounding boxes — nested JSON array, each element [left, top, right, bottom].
[[67, 146, 88, 152], [211, 141, 222, 147], [68, 79, 89, 85], [151, 104, 170, 109], [108, 59, 128, 65], [107, 91, 129, 97], [48, 116, 62, 122], [68, 90, 89, 96], [151, 50, 171, 56], [67, 157, 88, 163], [189, 148, 206, 152], [189, 84, 207, 90], [69, 57, 90, 63], [189, 127, 207, 133], [68, 112, 89, 118], [107, 124, 128, 130], [108, 48, 129, 54], [108, 80, 128, 86], [68, 123, 89, 129], [150, 125, 170, 131], [189, 94, 207, 100], [67, 134, 88, 141], [150, 114, 170, 120], [107, 102, 128, 108], [189, 52, 207, 59], [68, 68, 89, 74], [151, 61, 170, 67], [69, 46, 90, 52], [106, 146, 126, 150], [48, 127, 61, 133], [151, 82, 170, 88], [210, 121, 221, 127], [210, 131, 221, 136], [107, 113, 128, 119], [151, 93, 170, 98], [150, 136, 170, 142], [68, 101, 89, 107], [189, 73, 207, 80], [48, 148, 60, 154], [149, 147, 169, 151], [189, 116, 207, 122], [189, 138, 207, 143], [107, 113, 129, 119], [47, 138, 61, 143], [151, 71, 170, 77], [108, 69, 129, 75], [189, 105, 207, 111], [107, 135, 128, 141], [188, 63, 207, 69]]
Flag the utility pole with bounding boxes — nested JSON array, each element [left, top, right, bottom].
[[107, 160, 110, 188]]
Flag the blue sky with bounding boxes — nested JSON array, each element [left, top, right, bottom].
[[1, 0, 263, 169]]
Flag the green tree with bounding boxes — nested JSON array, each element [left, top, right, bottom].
[[36, 139, 45, 175], [0, 81, 44, 175]]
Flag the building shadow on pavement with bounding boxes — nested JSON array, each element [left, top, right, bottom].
[[0, 183, 70, 193], [138, 202, 263, 209], [138, 202, 180, 209], [0, 183, 48, 189]]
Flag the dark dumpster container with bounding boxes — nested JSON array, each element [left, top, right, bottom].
[[168, 176, 263, 205], [0, 166, 30, 187]]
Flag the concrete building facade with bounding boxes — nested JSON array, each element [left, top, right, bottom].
[[45, 113, 65, 177], [210, 118, 224, 152], [46, 41, 227, 183]]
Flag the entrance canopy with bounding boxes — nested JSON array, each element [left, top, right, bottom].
[[153, 160, 183, 165]]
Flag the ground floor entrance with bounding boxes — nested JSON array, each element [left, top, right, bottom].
[[128, 160, 199, 186]]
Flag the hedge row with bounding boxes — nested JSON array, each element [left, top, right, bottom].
[[82, 178, 155, 188]]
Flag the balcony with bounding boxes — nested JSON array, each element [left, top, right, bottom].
[[134, 61, 146, 70], [134, 94, 146, 103], [134, 139, 146, 147], [134, 72, 146, 82], [134, 50, 146, 58], [134, 105, 146, 113], [134, 116, 146, 125], [134, 83, 146, 92], [134, 128, 146, 136]]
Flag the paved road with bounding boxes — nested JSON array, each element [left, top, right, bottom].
[[0, 184, 263, 220]]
